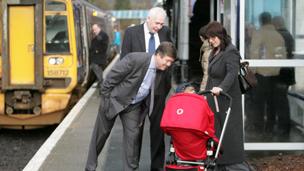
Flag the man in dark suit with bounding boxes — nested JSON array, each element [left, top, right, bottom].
[[89, 24, 109, 88], [85, 42, 176, 171], [121, 7, 172, 171]]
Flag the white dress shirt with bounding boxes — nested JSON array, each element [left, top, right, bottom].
[[131, 55, 156, 104], [144, 23, 160, 53]]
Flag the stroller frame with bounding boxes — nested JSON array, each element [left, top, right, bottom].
[[162, 91, 232, 171], [166, 138, 217, 170]]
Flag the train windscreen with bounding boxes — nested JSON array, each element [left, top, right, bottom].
[[45, 15, 70, 53]]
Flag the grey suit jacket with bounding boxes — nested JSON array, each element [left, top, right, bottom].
[[100, 52, 154, 119]]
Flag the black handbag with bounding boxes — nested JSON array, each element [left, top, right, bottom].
[[238, 61, 257, 94]]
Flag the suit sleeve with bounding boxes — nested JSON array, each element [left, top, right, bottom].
[[219, 50, 240, 92], [101, 56, 133, 96], [165, 27, 173, 42], [121, 28, 132, 59], [164, 66, 173, 94]]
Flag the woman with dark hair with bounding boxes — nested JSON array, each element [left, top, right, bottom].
[[204, 21, 250, 171]]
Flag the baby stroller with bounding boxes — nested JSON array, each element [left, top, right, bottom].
[[160, 91, 232, 171]]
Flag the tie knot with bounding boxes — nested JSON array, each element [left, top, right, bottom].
[[149, 32, 154, 37]]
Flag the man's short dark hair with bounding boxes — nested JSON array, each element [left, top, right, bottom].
[[93, 23, 103, 29], [259, 12, 272, 25], [155, 41, 177, 60]]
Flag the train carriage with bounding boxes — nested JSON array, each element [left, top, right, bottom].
[[0, 0, 115, 129]]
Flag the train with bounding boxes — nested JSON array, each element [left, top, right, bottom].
[[0, 0, 116, 129]]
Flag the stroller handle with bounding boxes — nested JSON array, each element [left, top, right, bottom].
[[197, 90, 212, 95], [198, 90, 232, 108], [198, 90, 233, 160]]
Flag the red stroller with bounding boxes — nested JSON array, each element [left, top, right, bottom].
[[160, 91, 232, 171]]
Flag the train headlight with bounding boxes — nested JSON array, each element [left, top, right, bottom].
[[48, 58, 57, 65], [48, 57, 64, 65], [56, 57, 64, 64]]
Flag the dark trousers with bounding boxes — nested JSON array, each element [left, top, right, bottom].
[[85, 102, 144, 171], [90, 63, 105, 88], [246, 74, 291, 139], [144, 95, 166, 171], [247, 74, 278, 132], [274, 82, 291, 132]]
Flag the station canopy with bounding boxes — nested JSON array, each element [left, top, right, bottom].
[[110, 10, 148, 19]]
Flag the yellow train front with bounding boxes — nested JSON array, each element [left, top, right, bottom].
[[0, 0, 114, 129]]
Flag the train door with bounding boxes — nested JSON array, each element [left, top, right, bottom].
[[1, 0, 43, 90], [10, 6, 34, 84], [72, 3, 86, 85], [72, 2, 90, 88]]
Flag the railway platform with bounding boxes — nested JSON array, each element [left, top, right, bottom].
[[23, 56, 153, 171], [23, 55, 304, 171]]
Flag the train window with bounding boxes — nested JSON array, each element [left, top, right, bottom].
[[45, 15, 70, 53], [46, 1, 66, 11]]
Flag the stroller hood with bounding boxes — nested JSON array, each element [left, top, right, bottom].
[[161, 93, 215, 136], [161, 93, 217, 160]]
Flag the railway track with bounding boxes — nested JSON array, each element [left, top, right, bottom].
[[0, 126, 56, 171]]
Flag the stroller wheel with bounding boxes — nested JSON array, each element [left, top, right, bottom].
[[166, 152, 177, 164]]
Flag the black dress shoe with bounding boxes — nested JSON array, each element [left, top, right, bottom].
[[85, 168, 95, 171]]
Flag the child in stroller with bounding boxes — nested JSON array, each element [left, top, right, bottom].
[[174, 82, 198, 94], [160, 83, 232, 171]]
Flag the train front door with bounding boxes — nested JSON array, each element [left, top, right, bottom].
[[1, 0, 43, 90], [9, 6, 35, 85]]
